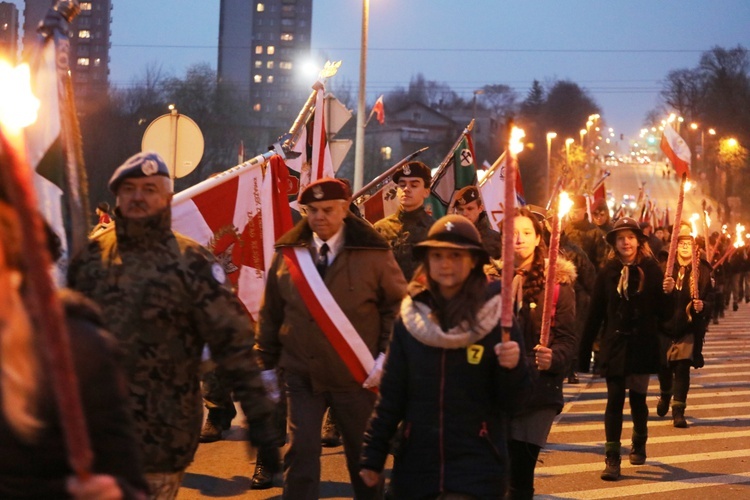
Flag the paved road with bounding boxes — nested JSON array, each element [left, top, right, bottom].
[[178, 301, 750, 499]]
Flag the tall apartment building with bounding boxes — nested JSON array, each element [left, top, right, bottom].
[[0, 1, 19, 63], [23, 0, 112, 114], [218, 0, 313, 130]]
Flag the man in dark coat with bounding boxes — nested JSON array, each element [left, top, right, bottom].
[[452, 185, 501, 258], [374, 161, 435, 281], [564, 194, 610, 271]]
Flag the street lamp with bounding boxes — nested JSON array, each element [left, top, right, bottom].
[[546, 132, 557, 199], [353, 0, 370, 191]]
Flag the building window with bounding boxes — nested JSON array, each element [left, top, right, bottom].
[[280, 33, 293, 42], [267, 46, 275, 55], [267, 75, 274, 83], [281, 19, 294, 27], [77, 57, 90, 66], [80, 2, 92, 10], [254, 60, 262, 68], [93, 58, 101, 67], [266, 61, 274, 69], [255, 45, 263, 55], [253, 103, 262, 111], [254, 74, 262, 83], [279, 61, 293, 70], [78, 30, 91, 39], [256, 3, 265, 12]]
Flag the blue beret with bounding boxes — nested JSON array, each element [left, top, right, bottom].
[[108, 152, 171, 193]]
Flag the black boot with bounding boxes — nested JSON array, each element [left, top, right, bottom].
[[656, 392, 671, 417], [629, 435, 647, 465], [601, 442, 621, 481], [672, 403, 688, 428], [251, 460, 275, 489], [321, 408, 342, 447]]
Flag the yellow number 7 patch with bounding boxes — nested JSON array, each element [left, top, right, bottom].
[[467, 344, 484, 364]]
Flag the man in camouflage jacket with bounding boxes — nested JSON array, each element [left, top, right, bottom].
[[374, 160, 435, 282], [68, 152, 279, 498]]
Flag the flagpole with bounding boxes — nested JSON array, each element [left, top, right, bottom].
[[352, 147, 429, 201], [665, 173, 688, 276]]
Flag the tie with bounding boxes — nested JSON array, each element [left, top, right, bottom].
[[316, 243, 329, 278]]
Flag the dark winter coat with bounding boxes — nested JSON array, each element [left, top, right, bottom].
[[374, 206, 435, 281], [580, 256, 674, 376], [659, 258, 714, 368], [564, 218, 609, 270], [0, 291, 147, 499], [360, 285, 529, 500], [476, 214, 501, 259]]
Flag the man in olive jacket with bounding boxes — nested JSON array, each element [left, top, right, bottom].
[[256, 178, 407, 499], [68, 152, 279, 498]]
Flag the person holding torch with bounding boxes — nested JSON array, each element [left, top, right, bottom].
[[580, 217, 675, 481], [485, 206, 578, 499], [656, 223, 713, 428]]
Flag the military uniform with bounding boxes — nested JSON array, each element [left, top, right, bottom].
[[68, 207, 276, 473], [374, 207, 434, 281], [475, 213, 501, 259]]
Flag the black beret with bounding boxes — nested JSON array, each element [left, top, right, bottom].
[[392, 161, 432, 186], [454, 185, 480, 206]]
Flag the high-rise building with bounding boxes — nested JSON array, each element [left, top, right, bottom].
[[0, 1, 19, 63], [218, 0, 313, 130], [23, 0, 112, 114]]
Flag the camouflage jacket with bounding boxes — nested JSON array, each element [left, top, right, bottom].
[[373, 206, 434, 281], [68, 208, 274, 473]]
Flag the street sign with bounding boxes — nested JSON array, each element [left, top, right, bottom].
[[142, 110, 204, 178]]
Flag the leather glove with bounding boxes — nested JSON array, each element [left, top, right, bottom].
[[260, 369, 281, 403], [362, 352, 386, 389]]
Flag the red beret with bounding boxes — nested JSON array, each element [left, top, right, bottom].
[[298, 178, 350, 205]]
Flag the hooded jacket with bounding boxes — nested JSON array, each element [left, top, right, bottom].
[[256, 214, 406, 392], [361, 284, 529, 499]]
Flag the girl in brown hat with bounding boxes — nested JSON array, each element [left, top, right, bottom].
[[360, 214, 528, 499], [580, 217, 675, 481]]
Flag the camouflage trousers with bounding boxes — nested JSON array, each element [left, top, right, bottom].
[[145, 470, 185, 500]]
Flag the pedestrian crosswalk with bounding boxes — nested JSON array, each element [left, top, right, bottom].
[[535, 303, 750, 498]]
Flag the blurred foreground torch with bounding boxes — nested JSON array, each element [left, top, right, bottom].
[[665, 175, 690, 277], [500, 124, 525, 342], [0, 61, 92, 478], [539, 191, 573, 347]]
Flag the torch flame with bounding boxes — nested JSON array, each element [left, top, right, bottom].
[[510, 126, 525, 155], [559, 191, 573, 218], [734, 223, 746, 248], [0, 61, 40, 134], [704, 211, 711, 229], [689, 213, 699, 238], [684, 180, 693, 193]]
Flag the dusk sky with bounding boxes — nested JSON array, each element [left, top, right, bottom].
[[11, 1, 750, 138]]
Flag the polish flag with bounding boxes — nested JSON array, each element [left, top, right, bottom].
[[660, 123, 691, 178], [371, 95, 385, 125], [171, 155, 293, 321], [359, 180, 400, 223]]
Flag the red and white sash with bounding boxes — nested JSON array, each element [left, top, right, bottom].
[[282, 247, 375, 386]]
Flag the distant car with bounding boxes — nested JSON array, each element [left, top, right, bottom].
[[605, 154, 618, 167], [623, 194, 637, 210]]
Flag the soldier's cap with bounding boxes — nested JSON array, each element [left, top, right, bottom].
[[606, 216, 645, 246], [525, 204, 548, 222], [108, 151, 171, 193], [570, 194, 587, 210], [454, 185, 481, 206], [298, 177, 350, 205], [676, 222, 694, 241], [392, 161, 432, 186], [414, 214, 488, 263]]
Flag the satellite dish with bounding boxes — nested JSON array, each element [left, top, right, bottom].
[[142, 109, 204, 178]]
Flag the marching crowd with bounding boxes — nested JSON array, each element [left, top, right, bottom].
[[2, 149, 748, 499]]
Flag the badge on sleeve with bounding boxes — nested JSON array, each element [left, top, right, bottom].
[[467, 344, 484, 365], [211, 262, 227, 284]]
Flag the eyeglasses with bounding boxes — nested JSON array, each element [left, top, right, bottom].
[[678, 241, 693, 249]]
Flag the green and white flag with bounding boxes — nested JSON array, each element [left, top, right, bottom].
[[425, 133, 477, 218]]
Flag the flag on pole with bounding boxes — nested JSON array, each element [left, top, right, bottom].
[[370, 95, 385, 125], [171, 155, 294, 321], [311, 83, 334, 182], [359, 180, 400, 223], [660, 122, 691, 178], [425, 133, 477, 218], [477, 152, 522, 231]]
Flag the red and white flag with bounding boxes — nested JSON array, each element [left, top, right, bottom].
[[370, 95, 385, 125], [478, 152, 522, 231], [359, 180, 400, 223], [660, 122, 691, 178], [171, 155, 293, 321]]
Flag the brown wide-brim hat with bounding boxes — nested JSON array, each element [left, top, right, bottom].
[[606, 216, 645, 246], [413, 214, 489, 263]]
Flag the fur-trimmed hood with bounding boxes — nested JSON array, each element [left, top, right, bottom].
[[485, 256, 578, 285], [275, 213, 390, 250]]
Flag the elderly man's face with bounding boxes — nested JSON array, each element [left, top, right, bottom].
[[305, 200, 348, 241], [116, 177, 173, 219]]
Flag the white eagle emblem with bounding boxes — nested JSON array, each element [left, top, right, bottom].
[[142, 159, 159, 176], [313, 185, 324, 199]]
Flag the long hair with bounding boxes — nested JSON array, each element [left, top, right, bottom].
[[0, 201, 44, 442], [607, 234, 654, 264], [514, 208, 549, 303], [414, 250, 489, 330]]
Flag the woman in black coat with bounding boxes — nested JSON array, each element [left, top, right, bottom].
[[580, 217, 675, 481], [657, 223, 714, 428], [359, 215, 528, 499]]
